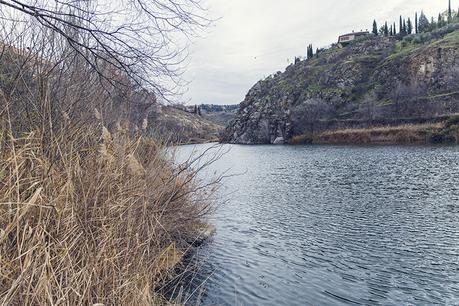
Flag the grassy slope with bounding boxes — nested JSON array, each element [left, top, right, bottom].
[[151, 105, 224, 144]]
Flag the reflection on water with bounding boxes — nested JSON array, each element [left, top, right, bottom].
[[175, 144, 459, 305]]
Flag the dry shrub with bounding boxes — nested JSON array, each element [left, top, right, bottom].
[[289, 135, 312, 145], [0, 125, 212, 305]]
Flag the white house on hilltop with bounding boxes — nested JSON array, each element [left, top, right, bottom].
[[338, 31, 369, 45]]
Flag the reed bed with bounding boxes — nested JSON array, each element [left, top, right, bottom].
[[289, 123, 445, 145], [0, 125, 213, 305], [313, 123, 444, 144]]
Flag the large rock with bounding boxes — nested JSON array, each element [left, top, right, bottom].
[[273, 137, 285, 144], [221, 27, 459, 144]]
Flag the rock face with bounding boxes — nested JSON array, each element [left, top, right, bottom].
[[200, 104, 239, 126], [222, 26, 459, 144]]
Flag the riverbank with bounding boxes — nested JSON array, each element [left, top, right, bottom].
[[290, 116, 459, 145], [0, 122, 215, 304]]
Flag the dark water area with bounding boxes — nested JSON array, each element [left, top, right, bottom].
[[174, 144, 459, 305]]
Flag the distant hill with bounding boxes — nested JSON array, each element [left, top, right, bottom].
[[199, 104, 239, 126], [222, 23, 459, 144], [147, 105, 223, 144]]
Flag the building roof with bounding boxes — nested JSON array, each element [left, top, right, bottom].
[[338, 31, 369, 39]]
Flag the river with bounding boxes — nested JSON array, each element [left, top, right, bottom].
[[174, 144, 459, 305]]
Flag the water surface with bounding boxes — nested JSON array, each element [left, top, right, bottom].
[[175, 144, 459, 305]]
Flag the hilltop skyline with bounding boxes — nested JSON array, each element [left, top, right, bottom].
[[184, 0, 450, 105]]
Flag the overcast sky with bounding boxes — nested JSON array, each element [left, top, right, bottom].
[[182, 0, 449, 105]]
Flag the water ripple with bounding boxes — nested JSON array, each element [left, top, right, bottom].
[[176, 144, 459, 305]]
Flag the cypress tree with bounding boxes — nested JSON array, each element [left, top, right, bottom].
[[407, 18, 413, 34], [403, 19, 407, 35], [415, 12, 418, 33], [448, 0, 452, 22], [389, 25, 393, 36], [394, 22, 397, 35], [418, 11, 430, 32], [399, 16, 403, 34], [372, 20, 378, 35], [307, 44, 313, 59], [438, 13, 443, 28], [384, 22, 389, 36]]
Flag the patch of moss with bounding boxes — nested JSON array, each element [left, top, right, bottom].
[[445, 114, 459, 127], [378, 99, 394, 106], [384, 41, 418, 62], [307, 83, 322, 94]]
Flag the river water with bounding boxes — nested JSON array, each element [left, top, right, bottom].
[[174, 144, 459, 305]]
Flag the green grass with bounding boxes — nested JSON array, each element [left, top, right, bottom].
[[384, 41, 418, 62], [378, 99, 394, 106], [429, 29, 459, 47]]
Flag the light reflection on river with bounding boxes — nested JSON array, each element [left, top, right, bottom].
[[174, 144, 459, 305]]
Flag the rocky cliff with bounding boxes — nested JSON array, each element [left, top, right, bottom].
[[200, 104, 239, 126], [222, 24, 459, 144]]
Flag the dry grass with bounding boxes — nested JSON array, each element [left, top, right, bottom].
[[314, 123, 443, 144], [289, 135, 313, 145], [0, 125, 213, 305]]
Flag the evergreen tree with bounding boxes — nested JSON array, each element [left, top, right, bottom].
[[194, 105, 198, 114], [394, 22, 397, 35], [389, 25, 393, 36], [438, 13, 444, 28], [431, 17, 436, 31], [307, 44, 314, 59], [197, 106, 201, 116], [402, 19, 407, 35], [407, 18, 413, 34], [384, 21, 389, 36], [399, 16, 403, 34], [448, 0, 452, 22], [415, 12, 418, 33], [372, 20, 378, 35], [418, 11, 430, 32]]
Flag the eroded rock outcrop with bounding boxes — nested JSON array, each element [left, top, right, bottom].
[[222, 26, 459, 144]]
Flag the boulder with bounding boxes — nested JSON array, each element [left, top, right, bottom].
[[273, 137, 285, 144]]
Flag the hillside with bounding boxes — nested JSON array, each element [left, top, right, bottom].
[[148, 105, 223, 144], [222, 24, 459, 144], [200, 104, 239, 126]]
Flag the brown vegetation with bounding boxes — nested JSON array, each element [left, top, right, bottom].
[[0, 0, 217, 304], [309, 123, 457, 145], [149, 105, 223, 144], [0, 128, 214, 305]]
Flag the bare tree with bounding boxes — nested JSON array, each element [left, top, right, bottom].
[[0, 0, 210, 101], [290, 98, 330, 136], [360, 91, 378, 121], [391, 81, 428, 117]]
